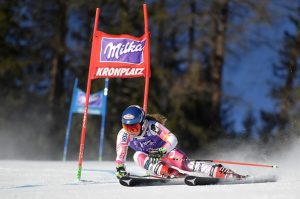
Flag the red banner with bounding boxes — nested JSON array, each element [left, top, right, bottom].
[[89, 31, 150, 79]]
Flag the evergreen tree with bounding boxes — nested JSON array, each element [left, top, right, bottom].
[[261, 5, 300, 143]]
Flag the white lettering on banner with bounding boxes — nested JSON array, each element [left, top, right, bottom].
[[96, 67, 144, 77], [104, 41, 144, 59]]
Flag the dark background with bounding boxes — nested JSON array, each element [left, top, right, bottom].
[[1, 0, 300, 160]]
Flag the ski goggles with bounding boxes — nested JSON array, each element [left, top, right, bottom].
[[122, 123, 141, 136]]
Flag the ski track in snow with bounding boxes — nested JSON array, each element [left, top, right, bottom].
[[0, 160, 299, 199]]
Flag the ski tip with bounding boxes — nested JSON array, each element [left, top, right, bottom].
[[119, 176, 133, 187], [184, 176, 198, 186], [119, 175, 172, 187], [273, 165, 279, 169]]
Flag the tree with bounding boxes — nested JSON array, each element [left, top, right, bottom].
[[261, 5, 300, 143], [209, 0, 228, 131], [0, 0, 24, 91]]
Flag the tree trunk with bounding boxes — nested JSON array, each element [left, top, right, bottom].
[[50, 1, 67, 106], [210, 0, 228, 129], [188, 0, 196, 66], [279, 22, 300, 131]]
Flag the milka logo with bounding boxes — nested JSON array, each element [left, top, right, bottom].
[[100, 37, 146, 64], [104, 41, 144, 59]]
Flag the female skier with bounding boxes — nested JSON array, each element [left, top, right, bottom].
[[115, 105, 246, 179]]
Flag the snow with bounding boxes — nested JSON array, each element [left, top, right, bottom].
[[1, 160, 300, 199]]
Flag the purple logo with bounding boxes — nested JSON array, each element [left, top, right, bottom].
[[76, 89, 102, 108], [100, 37, 146, 64]]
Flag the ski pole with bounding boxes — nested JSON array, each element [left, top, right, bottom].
[[173, 158, 278, 168]]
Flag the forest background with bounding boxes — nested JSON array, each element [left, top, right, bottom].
[[1, 0, 300, 160]]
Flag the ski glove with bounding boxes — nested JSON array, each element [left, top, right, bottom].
[[148, 147, 167, 164], [116, 164, 128, 179]]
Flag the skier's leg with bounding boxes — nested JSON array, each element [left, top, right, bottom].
[[186, 161, 247, 179], [133, 151, 182, 178], [161, 149, 246, 179], [161, 148, 190, 171]]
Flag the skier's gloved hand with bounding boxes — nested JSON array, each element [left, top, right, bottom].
[[148, 147, 167, 164], [116, 164, 128, 179]]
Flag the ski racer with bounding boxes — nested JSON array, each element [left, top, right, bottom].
[[115, 105, 247, 179]]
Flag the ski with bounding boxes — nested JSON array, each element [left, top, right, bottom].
[[119, 175, 169, 187], [184, 176, 220, 186], [184, 175, 277, 186], [119, 175, 184, 187]]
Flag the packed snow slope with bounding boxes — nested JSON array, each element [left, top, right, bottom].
[[1, 138, 300, 199], [0, 159, 299, 199]]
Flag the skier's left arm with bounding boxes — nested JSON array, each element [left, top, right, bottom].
[[154, 122, 178, 153]]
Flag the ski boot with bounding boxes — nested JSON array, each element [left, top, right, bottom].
[[152, 162, 185, 178], [211, 164, 248, 180]]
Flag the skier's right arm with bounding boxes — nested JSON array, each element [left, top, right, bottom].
[[115, 129, 131, 178]]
